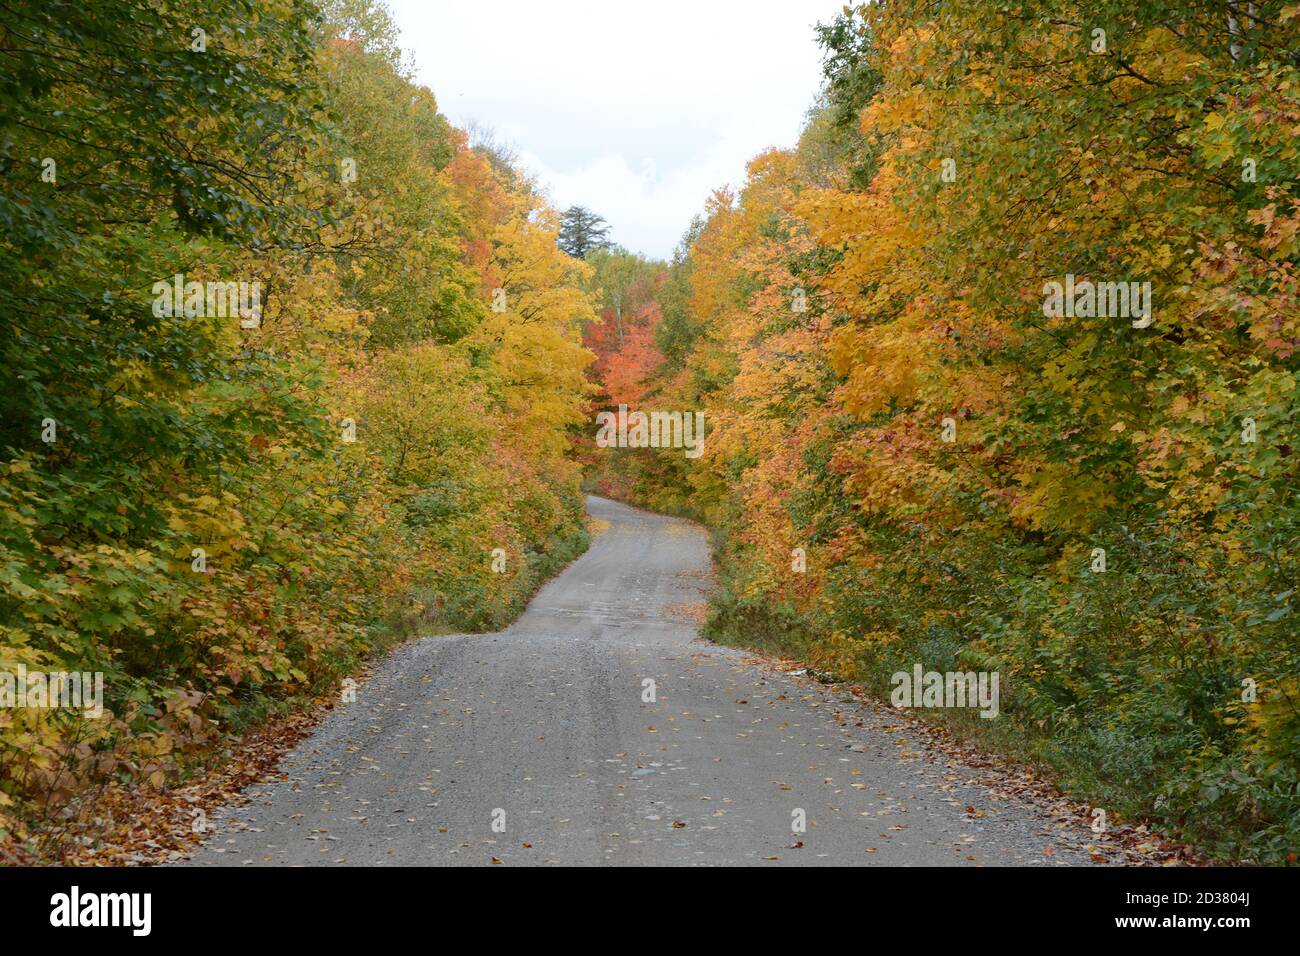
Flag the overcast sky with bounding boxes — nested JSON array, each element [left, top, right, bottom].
[[384, 0, 843, 260]]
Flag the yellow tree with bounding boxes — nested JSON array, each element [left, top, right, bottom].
[[477, 201, 599, 464]]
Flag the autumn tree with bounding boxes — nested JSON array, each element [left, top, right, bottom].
[[0, 0, 598, 848], [603, 0, 1300, 864]]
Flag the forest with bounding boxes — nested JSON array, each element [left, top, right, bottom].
[[1, 0, 595, 855], [583, 2, 1300, 864]]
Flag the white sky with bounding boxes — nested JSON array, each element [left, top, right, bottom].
[[384, 0, 843, 260]]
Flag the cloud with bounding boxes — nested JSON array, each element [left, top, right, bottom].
[[385, 0, 843, 259], [517, 125, 759, 259]]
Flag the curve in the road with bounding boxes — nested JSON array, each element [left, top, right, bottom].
[[183, 495, 1103, 866]]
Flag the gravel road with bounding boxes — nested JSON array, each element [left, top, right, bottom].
[[183, 495, 1101, 866]]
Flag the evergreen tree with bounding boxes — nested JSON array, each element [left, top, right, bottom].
[[558, 205, 612, 258]]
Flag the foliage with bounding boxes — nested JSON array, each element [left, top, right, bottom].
[[0, 0, 594, 848], [593, 1, 1300, 863], [557, 204, 613, 259]]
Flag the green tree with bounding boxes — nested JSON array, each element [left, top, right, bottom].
[[654, 216, 706, 368], [558, 204, 612, 258]]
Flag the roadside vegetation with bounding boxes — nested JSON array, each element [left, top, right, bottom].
[[0, 0, 594, 854], [584, 3, 1300, 864]]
